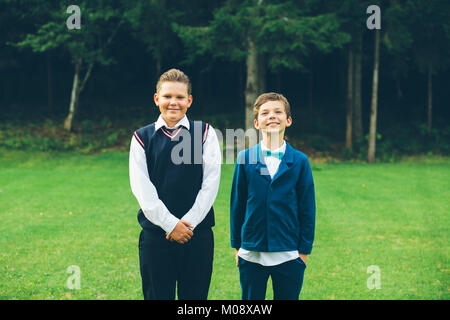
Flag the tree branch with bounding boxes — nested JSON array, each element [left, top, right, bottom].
[[77, 62, 94, 94]]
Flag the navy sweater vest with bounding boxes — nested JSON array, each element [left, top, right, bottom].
[[134, 120, 215, 232]]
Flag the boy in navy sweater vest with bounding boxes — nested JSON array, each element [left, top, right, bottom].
[[130, 69, 221, 299], [230, 93, 316, 300]]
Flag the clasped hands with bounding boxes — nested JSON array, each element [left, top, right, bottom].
[[165, 220, 194, 244]]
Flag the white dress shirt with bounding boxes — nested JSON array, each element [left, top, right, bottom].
[[238, 141, 299, 266], [129, 115, 221, 235]]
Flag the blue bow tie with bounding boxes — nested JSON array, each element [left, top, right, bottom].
[[262, 150, 284, 159]]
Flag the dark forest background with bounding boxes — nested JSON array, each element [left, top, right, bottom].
[[1, 0, 449, 161]]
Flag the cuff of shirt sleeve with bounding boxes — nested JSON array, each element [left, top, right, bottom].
[[180, 211, 197, 230], [161, 215, 180, 235]]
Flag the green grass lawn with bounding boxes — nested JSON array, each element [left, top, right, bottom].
[[0, 150, 448, 300]]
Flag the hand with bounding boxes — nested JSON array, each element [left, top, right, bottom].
[[166, 220, 194, 244], [299, 253, 308, 264], [235, 249, 239, 267]]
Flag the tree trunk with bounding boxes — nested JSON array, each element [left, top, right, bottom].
[[64, 60, 81, 132], [346, 47, 354, 150], [353, 31, 363, 144], [257, 52, 266, 94], [367, 30, 380, 164], [245, 38, 260, 134], [427, 64, 433, 130]]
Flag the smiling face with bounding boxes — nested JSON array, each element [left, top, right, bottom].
[[254, 100, 292, 135], [154, 81, 193, 128]]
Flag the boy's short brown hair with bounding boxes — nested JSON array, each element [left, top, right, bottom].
[[156, 68, 192, 95], [253, 92, 291, 120]]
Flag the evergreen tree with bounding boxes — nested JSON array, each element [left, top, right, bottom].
[[175, 0, 349, 133], [14, 1, 125, 131]]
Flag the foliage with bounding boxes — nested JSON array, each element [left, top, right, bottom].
[[13, 0, 124, 67], [0, 119, 130, 153], [174, 0, 350, 70], [349, 122, 450, 162], [257, 3, 350, 71], [383, 0, 450, 75], [1, 0, 449, 161], [2, 116, 448, 161]]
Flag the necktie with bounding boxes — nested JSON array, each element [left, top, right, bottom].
[[262, 150, 284, 159], [164, 127, 176, 134]]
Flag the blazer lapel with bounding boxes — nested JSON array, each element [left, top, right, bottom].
[[271, 142, 294, 183], [252, 143, 271, 183]]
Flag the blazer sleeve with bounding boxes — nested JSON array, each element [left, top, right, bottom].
[[230, 151, 247, 249], [296, 156, 316, 255]]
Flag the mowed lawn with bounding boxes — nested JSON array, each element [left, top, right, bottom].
[[0, 150, 448, 300]]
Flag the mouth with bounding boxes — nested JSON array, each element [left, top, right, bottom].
[[266, 122, 280, 127], [167, 108, 180, 111]]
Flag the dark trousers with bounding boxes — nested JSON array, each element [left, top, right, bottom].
[[238, 256, 306, 300], [138, 228, 214, 300]]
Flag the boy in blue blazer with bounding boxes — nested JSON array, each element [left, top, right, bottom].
[[230, 92, 316, 300]]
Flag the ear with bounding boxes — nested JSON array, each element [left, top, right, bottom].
[[187, 95, 193, 108], [285, 116, 292, 128], [254, 118, 260, 130], [154, 92, 159, 106]]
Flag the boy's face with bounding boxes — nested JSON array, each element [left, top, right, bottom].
[[254, 100, 292, 135], [154, 81, 192, 127]]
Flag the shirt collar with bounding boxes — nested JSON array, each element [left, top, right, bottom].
[[155, 115, 190, 131], [260, 140, 286, 154]]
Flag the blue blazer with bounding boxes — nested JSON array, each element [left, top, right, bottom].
[[230, 142, 316, 254]]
